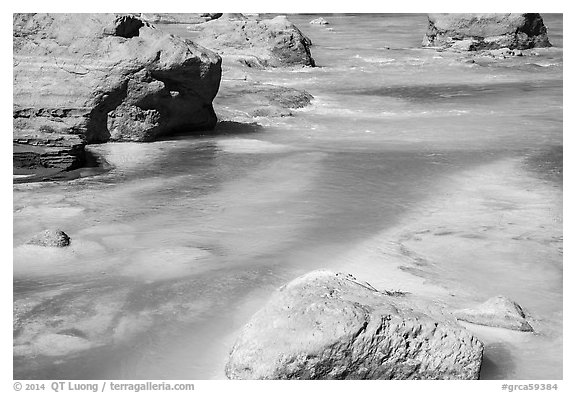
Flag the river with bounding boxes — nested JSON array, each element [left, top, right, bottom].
[[13, 13, 563, 379]]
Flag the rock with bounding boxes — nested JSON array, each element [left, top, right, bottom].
[[423, 13, 551, 51], [225, 270, 483, 380], [13, 132, 85, 171], [200, 13, 223, 20], [139, 13, 222, 24], [453, 296, 534, 332], [27, 229, 71, 247], [216, 80, 313, 119], [310, 17, 329, 25], [481, 48, 527, 59], [13, 12, 222, 152], [189, 14, 315, 67]]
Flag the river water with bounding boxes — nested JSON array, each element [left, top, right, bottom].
[[13, 14, 563, 379]]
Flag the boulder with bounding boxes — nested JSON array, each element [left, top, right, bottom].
[[189, 15, 315, 68], [423, 13, 551, 51], [225, 270, 483, 380], [453, 296, 534, 332], [27, 229, 71, 247], [310, 17, 329, 25], [13, 13, 222, 158]]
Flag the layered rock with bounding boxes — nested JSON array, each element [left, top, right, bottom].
[[13, 132, 85, 171], [226, 270, 483, 380], [13, 13, 222, 171], [454, 296, 534, 332], [423, 13, 551, 51], [189, 14, 315, 68]]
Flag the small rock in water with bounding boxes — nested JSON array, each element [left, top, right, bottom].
[[225, 270, 483, 380], [310, 17, 329, 25], [27, 229, 71, 247], [453, 295, 533, 332]]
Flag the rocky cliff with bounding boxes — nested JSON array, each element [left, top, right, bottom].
[[13, 13, 222, 171]]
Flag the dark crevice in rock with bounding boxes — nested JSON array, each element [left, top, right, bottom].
[[113, 15, 145, 38], [85, 81, 128, 143]]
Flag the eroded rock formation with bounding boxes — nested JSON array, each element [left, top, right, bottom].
[[423, 13, 551, 51], [13, 13, 222, 170], [226, 270, 484, 380], [189, 14, 315, 68]]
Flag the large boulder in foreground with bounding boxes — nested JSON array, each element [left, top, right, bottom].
[[454, 296, 534, 332], [189, 14, 315, 68], [423, 13, 551, 51], [225, 270, 483, 380], [13, 13, 222, 170]]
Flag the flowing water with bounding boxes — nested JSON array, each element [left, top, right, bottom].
[[13, 14, 563, 379]]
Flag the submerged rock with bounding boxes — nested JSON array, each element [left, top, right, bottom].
[[226, 270, 483, 380], [13, 13, 222, 160], [216, 80, 313, 118], [13, 286, 131, 360], [310, 17, 329, 25], [189, 14, 315, 67], [27, 229, 71, 247], [453, 296, 534, 332], [14, 333, 92, 357], [423, 13, 551, 51]]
